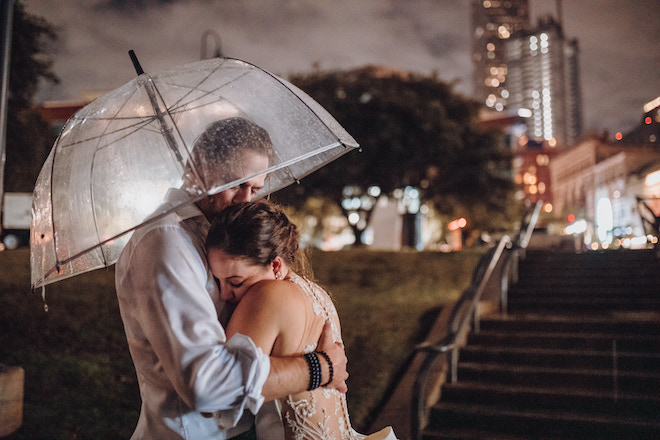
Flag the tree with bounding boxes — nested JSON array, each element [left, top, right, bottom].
[[273, 66, 516, 246], [4, 2, 58, 193]]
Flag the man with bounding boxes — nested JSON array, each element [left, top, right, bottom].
[[115, 117, 347, 439]]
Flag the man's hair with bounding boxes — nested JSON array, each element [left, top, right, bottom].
[[186, 117, 274, 190], [191, 117, 274, 165]]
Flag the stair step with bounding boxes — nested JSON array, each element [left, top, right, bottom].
[[421, 427, 551, 440], [440, 382, 659, 418], [506, 297, 660, 313], [427, 402, 660, 439], [468, 330, 660, 351], [478, 314, 660, 335], [510, 283, 660, 293], [459, 345, 660, 371], [456, 362, 660, 395]]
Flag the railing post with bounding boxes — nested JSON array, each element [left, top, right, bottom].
[[512, 248, 520, 284], [473, 306, 480, 334], [501, 269, 509, 315], [450, 347, 458, 383]]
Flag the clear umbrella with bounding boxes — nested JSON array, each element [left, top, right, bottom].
[[31, 55, 358, 288]]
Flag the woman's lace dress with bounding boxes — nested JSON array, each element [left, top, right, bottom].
[[281, 273, 366, 440]]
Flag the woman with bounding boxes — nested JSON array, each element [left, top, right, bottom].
[[206, 200, 397, 440]]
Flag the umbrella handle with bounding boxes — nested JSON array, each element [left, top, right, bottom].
[[129, 50, 144, 75]]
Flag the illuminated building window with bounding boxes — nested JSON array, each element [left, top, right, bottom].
[[536, 154, 549, 166]]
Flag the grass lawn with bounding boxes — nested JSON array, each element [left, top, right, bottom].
[[0, 247, 481, 439]]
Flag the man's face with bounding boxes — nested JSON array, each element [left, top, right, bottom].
[[197, 151, 269, 218]]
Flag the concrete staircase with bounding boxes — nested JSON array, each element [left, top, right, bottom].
[[421, 249, 660, 440]]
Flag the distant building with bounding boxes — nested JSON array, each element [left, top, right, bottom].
[[37, 100, 87, 134], [549, 135, 660, 247], [470, 2, 584, 213], [617, 96, 660, 145], [513, 142, 558, 211], [505, 16, 583, 146], [470, 0, 530, 111]]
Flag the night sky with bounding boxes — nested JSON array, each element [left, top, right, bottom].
[[24, 0, 660, 137]]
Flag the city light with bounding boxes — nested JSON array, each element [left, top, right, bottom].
[[645, 170, 660, 187], [448, 218, 467, 231], [565, 219, 587, 235], [643, 96, 660, 113]]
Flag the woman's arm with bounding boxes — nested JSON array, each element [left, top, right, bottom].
[[225, 280, 300, 353], [225, 281, 348, 400]]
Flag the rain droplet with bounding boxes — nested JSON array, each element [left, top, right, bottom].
[[41, 286, 49, 313]]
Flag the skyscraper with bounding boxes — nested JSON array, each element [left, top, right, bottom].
[[471, 0, 583, 147], [470, 0, 530, 112], [505, 16, 583, 146]]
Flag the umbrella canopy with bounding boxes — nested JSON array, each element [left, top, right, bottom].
[[31, 56, 358, 288]]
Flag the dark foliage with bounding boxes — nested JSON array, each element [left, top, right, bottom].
[[4, 2, 58, 192], [274, 66, 515, 233]]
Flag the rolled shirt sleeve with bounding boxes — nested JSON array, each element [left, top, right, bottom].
[[208, 333, 269, 429]]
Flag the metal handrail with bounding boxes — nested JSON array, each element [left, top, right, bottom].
[[636, 196, 660, 252], [411, 201, 542, 440], [517, 199, 543, 250]]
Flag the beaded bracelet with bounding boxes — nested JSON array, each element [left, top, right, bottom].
[[303, 352, 322, 391], [316, 350, 334, 387]]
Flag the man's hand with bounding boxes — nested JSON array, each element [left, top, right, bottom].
[[317, 320, 348, 393]]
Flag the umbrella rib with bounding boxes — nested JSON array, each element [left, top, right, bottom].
[[142, 76, 186, 165], [156, 57, 239, 114], [39, 197, 202, 283], [58, 116, 158, 150], [162, 68, 250, 125], [228, 57, 349, 146], [46, 131, 62, 275], [88, 80, 186, 269], [151, 63, 256, 195], [87, 84, 160, 270], [225, 58, 355, 184]]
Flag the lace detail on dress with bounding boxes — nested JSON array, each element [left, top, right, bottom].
[[281, 273, 365, 440]]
